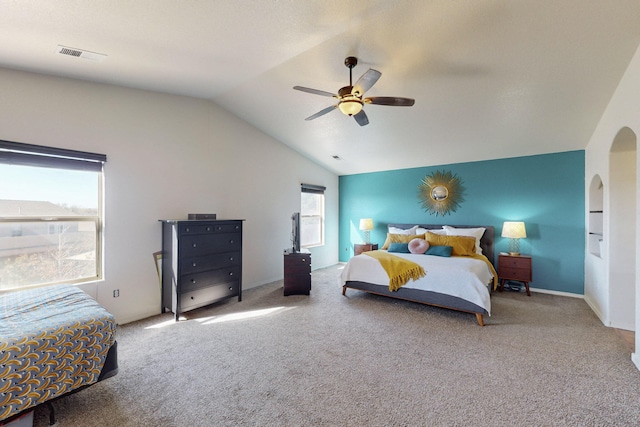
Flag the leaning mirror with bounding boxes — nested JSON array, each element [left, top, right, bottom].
[[418, 170, 465, 216]]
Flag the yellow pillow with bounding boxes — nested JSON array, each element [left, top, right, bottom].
[[382, 233, 426, 250], [425, 232, 476, 256]]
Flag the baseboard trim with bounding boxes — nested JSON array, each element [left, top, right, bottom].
[[632, 352, 640, 372], [529, 287, 583, 299], [583, 294, 609, 326]]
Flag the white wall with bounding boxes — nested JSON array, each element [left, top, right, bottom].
[[0, 68, 339, 324], [585, 42, 640, 370], [609, 146, 636, 330]]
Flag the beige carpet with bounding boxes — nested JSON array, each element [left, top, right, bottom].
[[32, 264, 640, 426]]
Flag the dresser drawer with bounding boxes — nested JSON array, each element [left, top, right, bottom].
[[181, 252, 241, 274], [179, 283, 240, 311], [354, 243, 378, 255], [284, 255, 310, 273], [499, 267, 531, 281], [179, 222, 242, 235], [181, 267, 241, 292], [179, 233, 241, 257], [283, 277, 311, 295], [499, 256, 531, 269]]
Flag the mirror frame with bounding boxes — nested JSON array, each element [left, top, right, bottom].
[[418, 170, 465, 216]]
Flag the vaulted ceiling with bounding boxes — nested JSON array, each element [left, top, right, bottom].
[[2, 1, 640, 175]]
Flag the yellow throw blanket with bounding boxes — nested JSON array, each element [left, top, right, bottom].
[[364, 250, 426, 292]]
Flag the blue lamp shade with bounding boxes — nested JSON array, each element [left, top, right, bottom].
[[502, 221, 526, 255]]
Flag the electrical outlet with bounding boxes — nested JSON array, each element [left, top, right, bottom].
[[113, 289, 120, 298]]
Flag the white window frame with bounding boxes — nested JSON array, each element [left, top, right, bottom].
[[0, 140, 106, 291], [300, 183, 325, 248]]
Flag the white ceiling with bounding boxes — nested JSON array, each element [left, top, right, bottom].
[[2, 1, 640, 175]]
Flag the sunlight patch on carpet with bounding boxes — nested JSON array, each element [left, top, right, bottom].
[[199, 306, 294, 324], [144, 307, 295, 329]]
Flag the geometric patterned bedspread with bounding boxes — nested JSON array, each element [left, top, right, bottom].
[[0, 284, 116, 421]]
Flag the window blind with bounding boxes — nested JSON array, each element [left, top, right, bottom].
[[0, 140, 107, 172], [301, 183, 326, 194]]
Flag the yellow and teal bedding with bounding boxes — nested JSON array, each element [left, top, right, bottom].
[[0, 284, 117, 422], [341, 251, 494, 315]]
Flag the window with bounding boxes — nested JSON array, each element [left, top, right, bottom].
[[0, 140, 106, 291], [300, 183, 325, 248]]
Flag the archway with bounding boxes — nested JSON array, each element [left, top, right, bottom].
[[608, 127, 636, 333]]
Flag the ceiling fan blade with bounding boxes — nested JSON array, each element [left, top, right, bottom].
[[352, 69, 382, 96], [305, 105, 337, 121], [365, 96, 415, 106], [293, 86, 336, 97], [353, 110, 369, 126]]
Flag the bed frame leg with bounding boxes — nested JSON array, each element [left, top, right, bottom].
[[475, 313, 485, 326], [46, 401, 57, 426], [342, 286, 347, 296]]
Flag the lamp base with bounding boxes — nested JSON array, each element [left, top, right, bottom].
[[507, 238, 520, 256]]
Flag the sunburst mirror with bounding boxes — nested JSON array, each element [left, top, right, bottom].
[[418, 170, 465, 216]]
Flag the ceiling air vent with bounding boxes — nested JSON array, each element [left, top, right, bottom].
[[57, 45, 107, 62]]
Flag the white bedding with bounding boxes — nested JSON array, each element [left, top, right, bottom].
[[340, 251, 493, 314]]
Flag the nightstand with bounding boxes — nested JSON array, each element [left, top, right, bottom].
[[498, 254, 532, 296], [283, 252, 311, 296], [354, 243, 378, 256]]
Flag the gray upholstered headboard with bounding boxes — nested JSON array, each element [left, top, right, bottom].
[[387, 224, 495, 266]]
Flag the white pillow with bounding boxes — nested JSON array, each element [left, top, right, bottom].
[[442, 226, 486, 255], [388, 225, 419, 235], [416, 227, 446, 235]]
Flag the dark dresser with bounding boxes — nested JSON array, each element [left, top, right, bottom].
[[283, 251, 311, 296], [160, 219, 244, 320]]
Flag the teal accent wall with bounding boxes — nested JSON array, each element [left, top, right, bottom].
[[339, 150, 585, 295]]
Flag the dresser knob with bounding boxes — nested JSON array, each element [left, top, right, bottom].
[[229, 272, 233, 276], [302, 258, 306, 262], [229, 240, 234, 244], [191, 296, 194, 300], [192, 243, 197, 248], [229, 287, 233, 291], [192, 262, 197, 267], [229, 257, 234, 261], [185, 228, 190, 232], [206, 227, 211, 231], [191, 279, 196, 284]]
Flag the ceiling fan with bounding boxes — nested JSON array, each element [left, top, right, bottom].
[[293, 56, 415, 126]]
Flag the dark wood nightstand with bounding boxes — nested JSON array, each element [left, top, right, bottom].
[[354, 243, 378, 256], [498, 254, 532, 296], [283, 252, 311, 296]]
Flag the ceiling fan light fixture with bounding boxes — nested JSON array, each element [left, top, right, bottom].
[[338, 98, 363, 116], [293, 56, 414, 125]]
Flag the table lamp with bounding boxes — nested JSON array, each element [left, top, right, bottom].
[[502, 221, 526, 255], [359, 218, 374, 244]]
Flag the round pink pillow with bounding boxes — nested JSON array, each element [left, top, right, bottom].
[[408, 238, 429, 254]]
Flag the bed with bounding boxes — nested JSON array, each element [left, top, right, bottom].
[[0, 284, 118, 425], [340, 224, 496, 326]]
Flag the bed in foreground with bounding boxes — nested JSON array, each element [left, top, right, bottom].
[[340, 224, 496, 326], [0, 284, 118, 425]]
